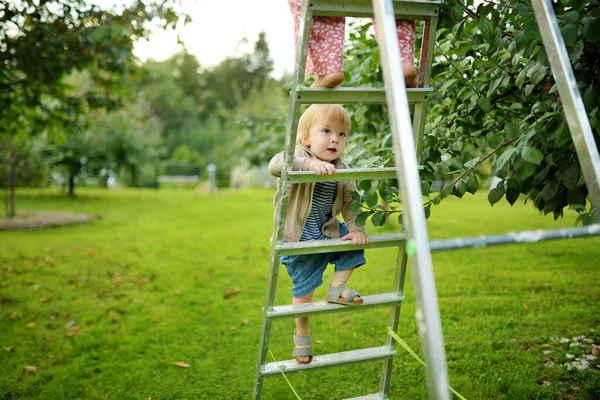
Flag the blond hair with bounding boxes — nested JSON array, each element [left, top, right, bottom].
[[296, 104, 351, 145]]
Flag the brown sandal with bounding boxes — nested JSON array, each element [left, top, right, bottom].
[[326, 284, 363, 305]]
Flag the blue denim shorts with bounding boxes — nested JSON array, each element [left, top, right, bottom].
[[281, 222, 366, 298]]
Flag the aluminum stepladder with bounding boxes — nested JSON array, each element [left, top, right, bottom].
[[253, 0, 600, 399], [253, 0, 448, 399]]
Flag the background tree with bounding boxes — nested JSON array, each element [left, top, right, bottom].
[[0, 0, 183, 213]]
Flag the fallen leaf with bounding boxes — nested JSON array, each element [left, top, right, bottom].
[[46, 324, 60, 330], [26, 322, 35, 328], [0, 298, 11, 304], [9, 312, 17, 319], [242, 319, 249, 325], [223, 288, 235, 299], [47, 354, 55, 359], [316, 340, 324, 345], [24, 366, 37, 373], [174, 290, 182, 296], [3, 347, 15, 352], [85, 249, 94, 256], [63, 312, 70, 318], [39, 297, 50, 303], [523, 304, 528, 309], [229, 326, 237, 331], [172, 361, 190, 368], [44, 336, 52, 342]]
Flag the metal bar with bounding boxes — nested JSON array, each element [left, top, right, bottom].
[[288, 167, 399, 183], [310, 0, 441, 18], [295, 87, 431, 104], [268, 293, 405, 319], [345, 394, 386, 400], [372, 0, 450, 399], [276, 233, 407, 256], [413, 15, 438, 157], [253, 0, 312, 398], [262, 346, 397, 377], [531, 0, 600, 222], [430, 224, 600, 252], [379, 247, 409, 398]]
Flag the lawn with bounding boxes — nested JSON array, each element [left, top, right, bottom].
[[1, 187, 599, 400]]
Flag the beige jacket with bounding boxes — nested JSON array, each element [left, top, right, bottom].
[[268, 145, 365, 243]]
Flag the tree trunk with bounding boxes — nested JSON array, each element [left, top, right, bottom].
[[68, 175, 75, 196], [8, 153, 16, 217]]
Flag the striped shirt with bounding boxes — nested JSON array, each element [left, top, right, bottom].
[[300, 181, 337, 241]]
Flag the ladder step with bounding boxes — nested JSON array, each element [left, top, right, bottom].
[[288, 167, 398, 183], [277, 233, 406, 256], [344, 395, 384, 400], [267, 293, 405, 320], [261, 346, 397, 377], [429, 224, 600, 253], [295, 87, 431, 104], [311, 0, 441, 19]]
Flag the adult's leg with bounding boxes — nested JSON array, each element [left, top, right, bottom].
[[288, 0, 345, 87], [372, 19, 417, 87]]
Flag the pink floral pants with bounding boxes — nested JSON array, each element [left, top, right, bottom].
[[288, 0, 416, 75]]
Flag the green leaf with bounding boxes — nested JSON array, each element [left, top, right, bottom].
[[583, 17, 600, 42], [567, 188, 586, 206], [348, 203, 362, 212], [453, 181, 467, 198], [359, 180, 371, 191], [440, 184, 452, 199], [478, 97, 492, 112], [504, 121, 521, 138], [555, 121, 572, 146], [424, 205, 431, 219], [371, 211, 386, 226], [355, 211, 372, 227], [397, 213, 404, 226], [420, 180, 431, 196], [521, 147, 544, 165], [506, 188, 520, 206], [366, 191, 379, 207], [562, 163, 579, 190], [540, 181, 559, 201], [560, 23, 578, 47], [488, 185, 505, 206], [527, 63, 548, 85], [350, 191, 361, 203], [532, 164, 551, 186], [517, 3, 529, 18], [464, 174, 478, 194], [487, 77, 503, 98], [494, 147, 518, 174]]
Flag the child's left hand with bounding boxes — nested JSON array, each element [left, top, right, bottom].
[[340, 231, 370, 246]]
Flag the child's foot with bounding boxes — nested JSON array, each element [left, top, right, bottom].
[[311, 72, 344, 88], [293, 330, 313, 364], [326, 284, 363, 305], [403, 62, 417, 88]]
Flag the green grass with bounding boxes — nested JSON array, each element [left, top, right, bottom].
[[1, 187, 599, 399]]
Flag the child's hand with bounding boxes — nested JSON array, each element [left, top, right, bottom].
[[340, 231, 370, 246], [309, 159, 336, 175]]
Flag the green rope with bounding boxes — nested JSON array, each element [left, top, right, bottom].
[[387, 328, 468, 400], [267, 348, 302, 400]]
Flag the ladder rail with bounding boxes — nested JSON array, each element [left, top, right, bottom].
[[531, 0, 600, 221], [252, 0, 313, 398], [372, 0, 450, 399], [378, 247, 409, 398]]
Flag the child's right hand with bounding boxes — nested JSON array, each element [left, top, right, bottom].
[[309, 159, 336, 176]]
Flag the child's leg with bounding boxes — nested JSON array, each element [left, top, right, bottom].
[[293, 291, 313, 363], [288, 0, 345, 87], [372, 19, 417, 88]]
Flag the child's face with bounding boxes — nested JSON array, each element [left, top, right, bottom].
[[304, 118, 348, 162]]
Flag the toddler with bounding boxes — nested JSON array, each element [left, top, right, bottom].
[[268, 104, 369, 364]]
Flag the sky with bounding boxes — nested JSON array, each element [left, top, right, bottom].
[[132, 0, 297, 79]]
